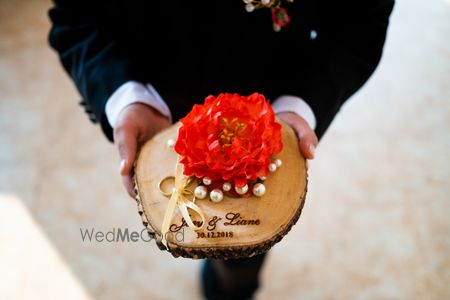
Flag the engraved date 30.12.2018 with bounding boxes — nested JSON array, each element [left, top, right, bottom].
[[196, 231, 233, 239]]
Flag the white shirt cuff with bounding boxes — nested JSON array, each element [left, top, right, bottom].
[[105, 81, 172, 128], [272, 95, 317, 130]]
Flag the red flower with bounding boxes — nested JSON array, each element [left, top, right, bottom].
[[174, 93, 282, 188], [272, 7, 291, 27]]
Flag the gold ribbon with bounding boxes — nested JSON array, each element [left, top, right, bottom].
[[160, 156, 205, 248]]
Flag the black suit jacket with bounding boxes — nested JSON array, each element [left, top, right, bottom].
[[48, 0, 394, 141]]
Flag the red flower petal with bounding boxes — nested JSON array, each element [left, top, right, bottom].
[[174, 93, 283, 187]]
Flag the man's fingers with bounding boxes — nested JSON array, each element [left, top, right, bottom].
[[299, 135, 316, 160], [122, 174, 136, 198], [277, 112, 318, 160], [112, 103, 172, 200], [114, 126, 138, 176], [296, 122, 318, 160]]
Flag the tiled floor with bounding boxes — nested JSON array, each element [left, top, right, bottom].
[[0, 0, 449, 299]]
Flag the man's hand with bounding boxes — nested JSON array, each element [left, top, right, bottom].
[[277, 112, 318, 160], [114, 103, 171, 197], [114, 107, 315, 197]]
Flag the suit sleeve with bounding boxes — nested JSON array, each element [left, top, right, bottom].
[[281, 0, 395, 139], [48, 0, 142, 141]]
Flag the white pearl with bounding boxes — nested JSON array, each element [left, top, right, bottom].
[[275, 159, 282, 167], [167, 138, 175, 149], [259, 176, 267, 181], [222, 182, 232, 192], [210, 189, 224, 203], [245, 4, 255, 12], [269, 163, 277, 172], [243, 0, 253, 3], [235, 184, 249, 195], [194, 185, 208, 200], [252, 183, 266, 197], [262, 0, 270, 5], [203, 176, 212, 186]]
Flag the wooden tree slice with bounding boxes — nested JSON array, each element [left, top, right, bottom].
[[134, 119, 307, 259]]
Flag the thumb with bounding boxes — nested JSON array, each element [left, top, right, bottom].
[[114, 126, 138, 176]]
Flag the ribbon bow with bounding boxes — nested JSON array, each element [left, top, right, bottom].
[[160, 156, 205, 248]]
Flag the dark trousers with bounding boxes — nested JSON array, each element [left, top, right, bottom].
[[203, 252, 267, 300]]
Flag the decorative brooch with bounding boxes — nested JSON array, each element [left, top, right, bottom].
[[242, 0, 294, 32]]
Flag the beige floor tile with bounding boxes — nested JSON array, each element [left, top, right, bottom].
[[0, 0, 449, 299]]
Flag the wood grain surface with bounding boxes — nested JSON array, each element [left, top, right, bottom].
[[134, 119, 307, 259]]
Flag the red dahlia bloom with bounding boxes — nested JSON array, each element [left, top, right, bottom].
[[174, 93, 283, 188]]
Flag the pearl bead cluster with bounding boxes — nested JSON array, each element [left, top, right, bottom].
[[167, 138, 281, 203], [194, 177, 262, 203], [269, 158, 282, 172], [193, 158, 282, 203]]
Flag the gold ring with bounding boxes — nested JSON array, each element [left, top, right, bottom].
[[158, 176, 175, 197]]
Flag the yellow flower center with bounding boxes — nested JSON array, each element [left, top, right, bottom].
[[218, 117, 247, 147]]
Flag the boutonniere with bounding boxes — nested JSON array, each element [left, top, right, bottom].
[[243, 0, 294, 32]]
